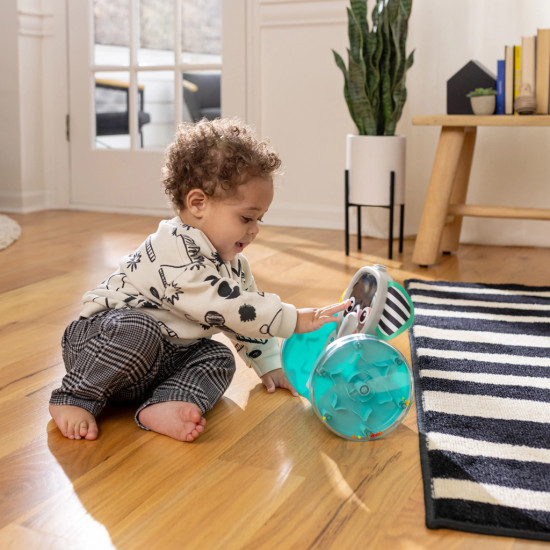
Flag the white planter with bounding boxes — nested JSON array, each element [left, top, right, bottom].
[[470, 95, 495, 115], [346, 134, 406, 207]]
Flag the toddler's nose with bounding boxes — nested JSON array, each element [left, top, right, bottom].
[[248, 221, 260, 236]]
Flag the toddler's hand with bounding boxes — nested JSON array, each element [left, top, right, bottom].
[[295, 300, 351, 334], [261, 368, 299, 397]]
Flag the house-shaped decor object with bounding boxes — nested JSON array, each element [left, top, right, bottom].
[[447, 60, 496, 114]]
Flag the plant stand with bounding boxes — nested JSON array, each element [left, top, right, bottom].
[[344, 169, 404, 259]]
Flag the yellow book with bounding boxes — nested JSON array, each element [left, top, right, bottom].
[[514, 44, 521, 113]]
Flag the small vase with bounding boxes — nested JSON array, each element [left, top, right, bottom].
[[514, 83, 537, 114], [470, 95, 495, 115]]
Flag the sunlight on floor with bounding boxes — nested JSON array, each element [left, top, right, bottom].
[[321, 453, 371, 514], [24, 487, 116, 549]]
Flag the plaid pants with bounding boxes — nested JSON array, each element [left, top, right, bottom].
[[49, 308, 236, 428]]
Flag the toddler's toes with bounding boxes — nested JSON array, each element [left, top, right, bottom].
[[187, 426, 201, 442], [84, 421, 99, 440], [65, 422, 76, 439], [71, 422, 83, 439], [50, 404, 98, 441], [189, 409, 202, 424]]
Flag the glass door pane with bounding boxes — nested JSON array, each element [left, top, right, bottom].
[[94, 0, 130, 66], [139, 0, 175, 66], [180, 0, 222, 122], [138, 71, 175, 149], [181, 0, 222, 64], [91, 0, 222, 150], [182, 71, 221, 122], [94, 71, 131, 149]]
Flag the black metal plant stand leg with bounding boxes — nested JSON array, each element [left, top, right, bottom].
[[345, 169, 404, 259]]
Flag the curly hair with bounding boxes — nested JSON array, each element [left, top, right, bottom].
[[162, 118, 282, 211]]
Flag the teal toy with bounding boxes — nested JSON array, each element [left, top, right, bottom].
[[281, 264, 415, 441]]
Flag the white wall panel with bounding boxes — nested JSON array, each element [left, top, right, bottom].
[[250, 1, 353, 230], [0, 0, 23, 212], [0, 0, 69, 213], [407, 0, 550, 247], [246, 0, 550, 247]]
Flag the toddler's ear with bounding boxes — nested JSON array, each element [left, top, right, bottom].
[[186, 189, 208, 217]]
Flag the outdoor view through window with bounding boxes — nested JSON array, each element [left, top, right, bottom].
[[93, 0, 221, 150]]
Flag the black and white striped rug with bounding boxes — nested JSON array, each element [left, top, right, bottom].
[[405, 279, 550, 541]]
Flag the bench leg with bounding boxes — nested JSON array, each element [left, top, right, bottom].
[[412, 126, 468, 266], [439, 127, 476, 254]]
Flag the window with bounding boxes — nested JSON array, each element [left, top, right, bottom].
[[92, 0, 222, 150]]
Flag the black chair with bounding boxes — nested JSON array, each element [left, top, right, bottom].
[[95, 78, 151, 147], [183, 71, 221, 122]]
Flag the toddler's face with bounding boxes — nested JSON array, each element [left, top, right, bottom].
[[199, 176, 274, 261]]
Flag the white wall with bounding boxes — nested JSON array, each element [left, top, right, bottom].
[[406, 0, 550, 247], [0, 0, 69, 213], [247, 1, 353, 230], [2, 0, 550, 249], [245, 0, 550, 248], [0, 0, 23, 210]]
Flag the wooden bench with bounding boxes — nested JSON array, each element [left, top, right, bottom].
[[412, 114, 550, 266]]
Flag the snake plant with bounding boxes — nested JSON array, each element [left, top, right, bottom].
[[333, 0, 415, 136]]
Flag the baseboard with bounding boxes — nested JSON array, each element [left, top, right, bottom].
[[265, 202, 342, 230], [0, 190, 48, 213], [266, 201, 407, 239], [67, 202, 174, 218], [4, 198, 548, 249]]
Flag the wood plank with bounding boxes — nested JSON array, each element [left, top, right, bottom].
[[413, 114, 550, 127], [0, 524, 78, 550], [439, 127, 477, 253], [448, 203, 550, 220], [112, 460, 304, 549], [1, 210, 549, 549]]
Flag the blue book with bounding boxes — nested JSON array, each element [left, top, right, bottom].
[[496, 59, 505, 114]]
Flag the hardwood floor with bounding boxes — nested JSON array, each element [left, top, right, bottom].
[[1, 209, 549, 549]]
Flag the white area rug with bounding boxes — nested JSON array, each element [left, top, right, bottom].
[[0, 215, 22, 250]]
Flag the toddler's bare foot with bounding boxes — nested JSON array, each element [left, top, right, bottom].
[[138, 401, 206, 442], [49, 404, 99, 440]]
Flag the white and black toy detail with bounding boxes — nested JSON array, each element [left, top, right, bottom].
[[336, 264, 414, 341]]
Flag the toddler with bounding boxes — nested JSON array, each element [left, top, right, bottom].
[[49, 118, 348, 442]]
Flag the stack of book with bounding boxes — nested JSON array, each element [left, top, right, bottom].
[[499, 28, 550, 115]]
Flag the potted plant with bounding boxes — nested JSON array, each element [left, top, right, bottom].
[[333, 0, 414, 210], [466, 87, 497, 115]]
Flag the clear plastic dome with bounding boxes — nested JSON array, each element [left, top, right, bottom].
[[282, 328, 413, 441]]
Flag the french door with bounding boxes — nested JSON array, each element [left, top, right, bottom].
[[68, 0, 222, 211]]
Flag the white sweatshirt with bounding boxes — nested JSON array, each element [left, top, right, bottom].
[[81, 217, 297, 376]]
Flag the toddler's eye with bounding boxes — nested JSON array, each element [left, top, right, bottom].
[[242, 217, 252, 223]]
